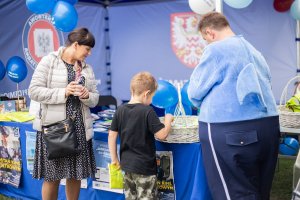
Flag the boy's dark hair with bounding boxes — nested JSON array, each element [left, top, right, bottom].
[[65, 27, 95, 48], [198, 11, 230, 33]]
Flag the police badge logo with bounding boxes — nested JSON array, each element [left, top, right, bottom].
[[171, 12, 206, 68], [22, 13, 64, 70]]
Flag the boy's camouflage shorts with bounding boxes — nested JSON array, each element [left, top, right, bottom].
[[124, 172, 157, 200]]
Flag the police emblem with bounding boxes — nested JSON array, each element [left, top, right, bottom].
[[22, 13, 64, 70], [171, 12, 206, 68]]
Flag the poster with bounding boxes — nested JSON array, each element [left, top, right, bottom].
[[92, 140, 176, 198], [25, 131, 36, 174], [156, 151, 176, 200], [92, 140, 123, 194], [0, 126, 21, 187]]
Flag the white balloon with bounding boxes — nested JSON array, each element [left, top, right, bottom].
[[224, 0, 253, 9], [189, 0, 216, 15]]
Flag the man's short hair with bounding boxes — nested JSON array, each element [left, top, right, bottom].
[[198, 11, 230, 32], [130, 72, 158, 96]]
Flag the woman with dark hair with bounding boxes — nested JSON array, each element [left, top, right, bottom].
[[29, 27, 99, 200]]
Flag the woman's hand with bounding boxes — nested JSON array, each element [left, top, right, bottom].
[[65, 81, 77, 97], [65, 81, 89, 98], [79, 87, 89, 99]]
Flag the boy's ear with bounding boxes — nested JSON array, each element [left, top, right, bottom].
[[145, 90, 151, 97]]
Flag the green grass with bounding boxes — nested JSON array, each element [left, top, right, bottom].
[[0, 158, 296, 200], [0, 195, 14, 200], [271, 158, 295, 200]]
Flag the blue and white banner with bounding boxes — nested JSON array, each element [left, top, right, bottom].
[[0, 1, 106, 102], [0, 0, 296, 103]]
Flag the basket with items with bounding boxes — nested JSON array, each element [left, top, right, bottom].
[[278, 76, 300, 128], [153, 80, 199, 143], [159, 114, 199, 143]]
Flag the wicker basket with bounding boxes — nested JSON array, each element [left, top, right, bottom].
[[158, 115, 199, 143], [279, 76, 300, 128], [156, 83, 199, 143]]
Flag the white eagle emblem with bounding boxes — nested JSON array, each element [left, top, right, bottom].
[[171, 12, 207, 68]]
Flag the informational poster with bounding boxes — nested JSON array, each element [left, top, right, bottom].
[[92, 140, 123, 194], [25, 131, 36, 174], [156, 151, 176, 200], [0, 126, 21, 187]]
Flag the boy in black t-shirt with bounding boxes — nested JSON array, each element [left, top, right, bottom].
[[108, 72, 173, 200]]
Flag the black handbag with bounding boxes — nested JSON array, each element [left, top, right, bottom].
[[42, 116, 81, 160]]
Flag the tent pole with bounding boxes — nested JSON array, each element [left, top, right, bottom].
[[104, 7, 112, 94], [215, 0, 223, 13], [297, 20, 300, 75]]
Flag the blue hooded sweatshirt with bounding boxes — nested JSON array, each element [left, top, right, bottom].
[[188, 35, 278, 123]]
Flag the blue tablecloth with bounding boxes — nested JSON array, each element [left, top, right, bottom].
[[0, 121, 211, 200]]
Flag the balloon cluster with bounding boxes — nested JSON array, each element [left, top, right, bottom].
[[273, 0, 300, 20], [26, 0, 78, 32], [188, 0, 297, 22], [0, 57, 28, 83], [152, 80, 193, 115], [188, 0, 294, 16], [188, 0, 254, 14]]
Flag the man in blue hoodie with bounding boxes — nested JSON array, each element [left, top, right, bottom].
[[188, 12, 279, 200]]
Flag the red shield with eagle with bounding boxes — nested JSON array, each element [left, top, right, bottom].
[[171, 12, 206, 68]]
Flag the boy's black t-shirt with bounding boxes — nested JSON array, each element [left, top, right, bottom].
[[110, 103, 165, 175]]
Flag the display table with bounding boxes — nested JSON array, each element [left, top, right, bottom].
[[280, 127, 300, 135], [0, 121, 211, 200]]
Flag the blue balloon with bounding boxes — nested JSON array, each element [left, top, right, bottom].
[[52, 1, 78, 32], [279, 137, 299, 156], [0, 60, 5, 81], [291, 0, 300, 20], [26, 0, 55, 14], [224, 0, 253, 9], [164, 104, 192, 115], [165, 104, 177, 115], [181, 81, 193, 106], [152, 80, 178, 109], [62, 0, 78, 5], [6, 56, 28, 83], [183, 104, 192, 115]]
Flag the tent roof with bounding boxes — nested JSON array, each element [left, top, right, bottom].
[[78, 0, 171, 6]]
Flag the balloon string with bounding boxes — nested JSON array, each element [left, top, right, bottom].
[[173, 83, 187, 127], [17, 83, 19, 111]]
